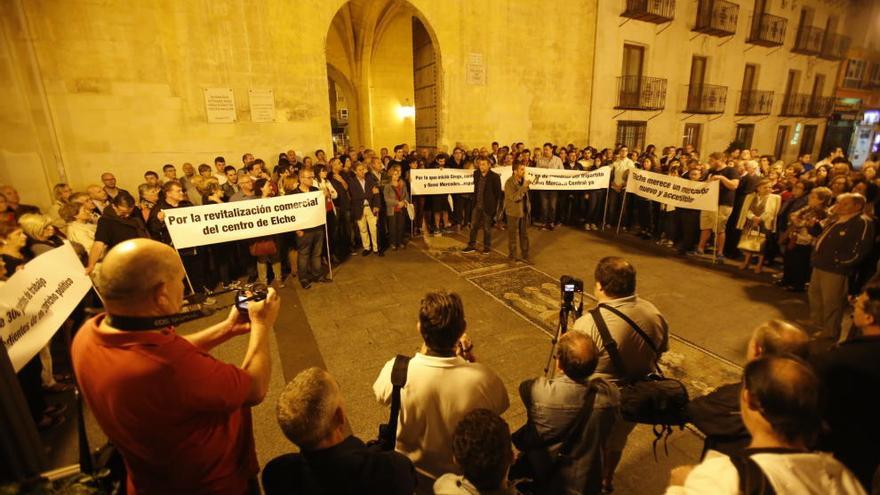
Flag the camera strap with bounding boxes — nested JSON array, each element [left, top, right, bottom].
[[377, 354, 410, 451], [106, 307, 216, 331]]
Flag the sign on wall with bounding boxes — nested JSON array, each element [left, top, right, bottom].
[[249, 88, 276, 123], [204, 87, 236, 123], [466, 52, 486, 86]]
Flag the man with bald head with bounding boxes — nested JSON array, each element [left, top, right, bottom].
[[667, 356, 865, 494], [686, 320, 810, 456], [72, 238, 281, 495], [513, 331, 620, 494]]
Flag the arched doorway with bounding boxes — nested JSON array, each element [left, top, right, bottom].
[[325, 0, 440, 152]]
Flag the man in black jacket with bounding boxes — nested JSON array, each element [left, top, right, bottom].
[[348, 162, 382, 256], [263, 367, 416, 495], [291, 169, 328, 289], [463, 157, 502, 254], [809, 193, 875, 339]]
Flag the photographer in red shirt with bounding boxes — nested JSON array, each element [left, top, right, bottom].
[[72, 238, 280, 494]]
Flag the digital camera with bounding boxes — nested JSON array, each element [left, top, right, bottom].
[[235, 283, 269, 315]]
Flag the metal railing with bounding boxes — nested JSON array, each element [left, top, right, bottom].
[[737, 90, 774, 115], [621, 0, 675, 23], [780, 93, 810, 116], [820, 33, 851, 60], [807, 96, 834, 117], [684, 84, 728, 114], [793, 25, 825, 55], [747, 12, 787, 47], [616, 76, 668, 110], [694, 0, 738, 36]]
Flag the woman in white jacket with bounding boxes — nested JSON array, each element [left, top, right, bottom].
[[736, 178, 781, 273]]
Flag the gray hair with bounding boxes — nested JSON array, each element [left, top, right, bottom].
[[276, 367, 340, 449], [752, 320, 809, 359]]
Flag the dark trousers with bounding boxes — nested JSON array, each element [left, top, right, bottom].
[[675, 208, 701, 253], [782, 244, 812, 288], [297, 230, 324, 283], [333, 208, 352, 257], [539, 191, 557, 225], [181, 251, 207, 293], [388, 211, 405, 247], [608, 188, 630, 228], [587, 189, 606, 225], [468, 207, 493, 248], [507, 216, 530, 259]]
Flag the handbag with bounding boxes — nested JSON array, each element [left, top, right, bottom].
[[406, 202, 416, 221], [248, 237, 277, 257], [738, 224, 766, 253], [590, 305, 687, 426]]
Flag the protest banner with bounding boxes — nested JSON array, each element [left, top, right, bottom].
[[495, 166, 611, 191], [1, 243, 92, 372], [163, 191, 326, 249], [410, 168, 475, 195], [625, 169, 719, 212]]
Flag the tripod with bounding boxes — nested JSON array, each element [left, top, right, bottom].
[[543, 291, 583, 378]]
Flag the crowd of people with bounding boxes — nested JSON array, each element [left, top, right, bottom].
[[2, 138, 879, 494]]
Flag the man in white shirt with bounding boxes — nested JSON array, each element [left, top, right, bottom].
[[213, 156, 228, 185], [373, 291, 509, 481], [665, 355, 866, 495], [535, 143, 564, 230], [608, 146, 635, 229]]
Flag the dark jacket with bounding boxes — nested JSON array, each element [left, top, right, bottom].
[[685, 382, 751, 457], [95, 206, 150, 249], [261, 435, 416, 495], [472, 169, 502, 217], [347, 174, 381, 221], [810, 214, 875, 276], [147, 198, 193, 246], [329, 174, 351, 211]]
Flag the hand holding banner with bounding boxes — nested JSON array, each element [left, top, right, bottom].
[[162, 191, 326, 249], [1, 243, 92, 372]]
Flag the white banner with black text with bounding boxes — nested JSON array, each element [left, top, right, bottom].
[[409, 168, 475, 195], [163, 191, 326, 249], [625, 169, 719, 212], [1, 243, 92, 372], [494, 166, 612, 191]]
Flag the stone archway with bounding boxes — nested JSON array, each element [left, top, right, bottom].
[[324, 0, 441, 150]]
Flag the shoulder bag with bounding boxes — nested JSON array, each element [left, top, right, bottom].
[[738, 223, 766, 253], [591, 305, 688, 427], [372, 354, 411, 451]]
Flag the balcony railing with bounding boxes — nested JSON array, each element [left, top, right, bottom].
[[621, 0, 675, 24], [616, 76, 668, 110], [694, 0, 738, 37], [807, 96, 834, 117], [684, 84, 728, 114], [820, 33, 851, 61], [780, 93, 809, 116], [792, 25, 825, 55], [747, 12, 787, 47], [736, 90, 774, 115]]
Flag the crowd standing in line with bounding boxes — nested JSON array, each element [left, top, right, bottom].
[[2, 139, 879, 494]]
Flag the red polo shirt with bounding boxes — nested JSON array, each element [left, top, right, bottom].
[[72, 315, 257, 495]]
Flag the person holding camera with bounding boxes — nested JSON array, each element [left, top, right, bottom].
[[72, 238, 280, 495], [372, 291, 509, 483], [504, 162, 532, 263], [263, 367, 417, 495], [571, 256, 668, 494], [512, 331, 620, 495]]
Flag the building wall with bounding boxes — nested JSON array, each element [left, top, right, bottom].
[[590, 0, 845, 162], [0, 0, 598, 207]]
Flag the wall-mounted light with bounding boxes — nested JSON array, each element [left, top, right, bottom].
[[397, 99, 415, 120]]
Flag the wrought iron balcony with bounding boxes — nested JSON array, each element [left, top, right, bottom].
[[684, 84, 728, 114], [693, 0, 738, 37], [779, 93, 809, 116], [806, 96, 834, 117], [621, 0, 675, 24], [747, 13, 787, 47], [820, 33, 851, 61], [736, 90, 774, 115], [616, 76, 668, 110], [792, 25, 825, 55]]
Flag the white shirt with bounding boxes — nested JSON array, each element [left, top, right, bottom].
[[536, 155, 564, 170], [213, 172, 227, 185], [373, 353, 510, 479], [67, 221, 96, 252], [611, 158, 636, 187], [665, 450, 867, 495]]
